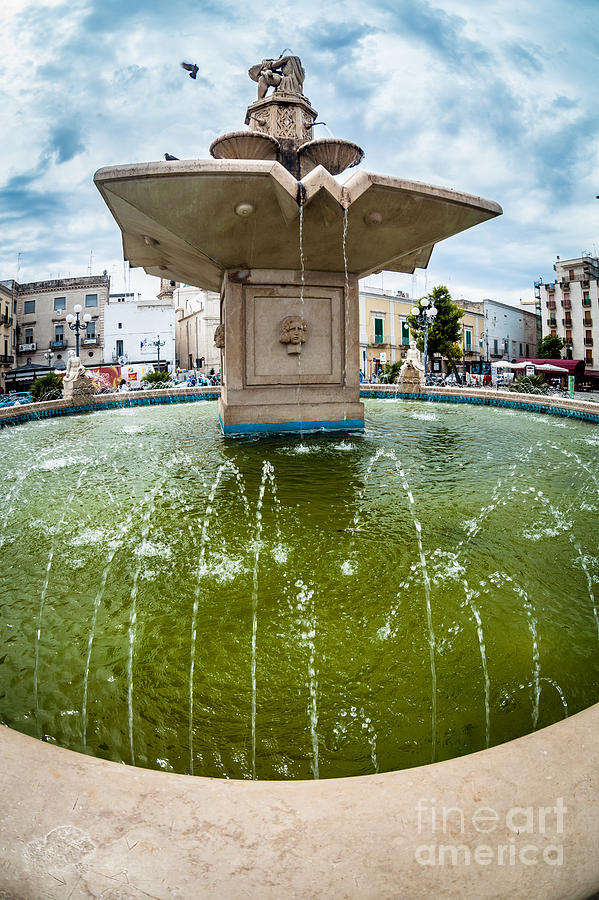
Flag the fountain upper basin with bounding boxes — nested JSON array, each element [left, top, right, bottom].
[[94, 159, 502, 292]]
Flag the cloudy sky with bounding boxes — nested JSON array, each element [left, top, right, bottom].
[[1, 0, 598, 306]]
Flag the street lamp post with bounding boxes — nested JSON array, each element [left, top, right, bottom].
[[150, 335, 166, 371], [410, 298, 438, 377], [44, 346, 54, 369], [65, 304, 91, 356]]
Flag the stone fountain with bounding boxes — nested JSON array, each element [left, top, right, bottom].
[[94, 54, 502, 435]]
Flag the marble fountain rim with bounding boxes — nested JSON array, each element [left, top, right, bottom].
[[93, 157, 504, 215]]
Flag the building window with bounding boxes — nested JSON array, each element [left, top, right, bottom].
[[118, 322, 123, 329], [86, 322, 96, 339], [401, 321, 410, 346], [116, 339, 124, 356], [568, 269, 575, 280], [374, 318, 383, 344], [24, 300, 35, 314], [519, 343, 523, 356], [24, 327, 34, 342], [465, 330, 472, 350], [583, 292, 591, 306], [54, 324, 64, 343], [493, 339, 498, 355], [53, 297, 66, 312], [85, 294, 98, 307]]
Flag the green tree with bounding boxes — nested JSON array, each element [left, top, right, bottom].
[[408, 286, 463, 381], [380, 360, 404, 383], [509, 374, 547, 395], [537, 335, 564, 359], [30, 372, 63, 401], [141, 370, 171, 387]]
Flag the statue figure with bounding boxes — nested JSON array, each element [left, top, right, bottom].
[[63, 350, 86, 382], [214, 324, 225, 349], [279, 315, 307, 354], [405, 340, 424, 372], [249, 55, 305, 100], [398, 340, 425, 392]]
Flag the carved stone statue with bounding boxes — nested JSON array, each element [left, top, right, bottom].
[[214, 324, 225, 349], [398, 340, 425, 392], [405, 340, 424, 372], [62, 349, 94, 400], [249, 55, 305, 99], [279, 315, 307, 354], [63, 349, 86, 382]]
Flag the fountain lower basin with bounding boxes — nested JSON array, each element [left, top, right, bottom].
[[1, 397, 598, 896], [1, 398, 598, 780]]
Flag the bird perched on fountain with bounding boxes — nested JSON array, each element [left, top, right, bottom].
[[164, 153, 179, 161], [180, 61, 199, 80]]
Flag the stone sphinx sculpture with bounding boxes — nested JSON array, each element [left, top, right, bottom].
[[279, 315, 307, 354], [398, 340, 425, 393], [248, 54, 305, 99]]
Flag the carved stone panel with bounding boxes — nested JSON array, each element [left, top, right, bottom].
[[244, 285, 343, 385]]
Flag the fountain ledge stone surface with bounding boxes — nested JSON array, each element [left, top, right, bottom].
[[1, 703, 599, 898]]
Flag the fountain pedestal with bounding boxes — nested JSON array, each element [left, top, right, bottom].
[[218, 268, 363, 435]]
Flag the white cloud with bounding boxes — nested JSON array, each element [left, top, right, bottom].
[[0, 0, 598, 302]]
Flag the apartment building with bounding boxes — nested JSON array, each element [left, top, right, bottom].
[[174, 285, 221, 373], [0, 281, 15, 388], [462, 299, 538, 365], [13, 274, 109, 369], [535, 255, 599, 370], [359, 286, 484, 376], [103, 279, 176, 372]]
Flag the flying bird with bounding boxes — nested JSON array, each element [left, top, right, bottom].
[[164, 153, 179, 161], [181, 61, 199, 80]]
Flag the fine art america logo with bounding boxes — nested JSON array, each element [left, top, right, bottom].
[[415, 798, 566, 867]]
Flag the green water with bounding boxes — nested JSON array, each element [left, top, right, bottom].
[[0, 399, 598, 780]]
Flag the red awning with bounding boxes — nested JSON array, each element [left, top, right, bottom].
[[516, 358, 585, 375]]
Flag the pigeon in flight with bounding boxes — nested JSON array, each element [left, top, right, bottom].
[[181, 62, 199, 80], [164, 153, 179, 161]]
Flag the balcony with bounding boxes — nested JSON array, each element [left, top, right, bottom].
[[584, 318, 593, 328], [562, 318, 572, 327], [546, 318, 557, 327], [584, 337, 594, 346], [52, 339, 67, 348], [82, 336, 99, 345], [18, 342, 36, 352], [112, 352, 128, 363], [371, 334, 391, 346], [0, 314, 13, 325], [547, 301, 556, 310], [582, 299, 592, 308], [561, 299, 571, 309], [585, 357, 594, 366], [0, 353, 12, 364]]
